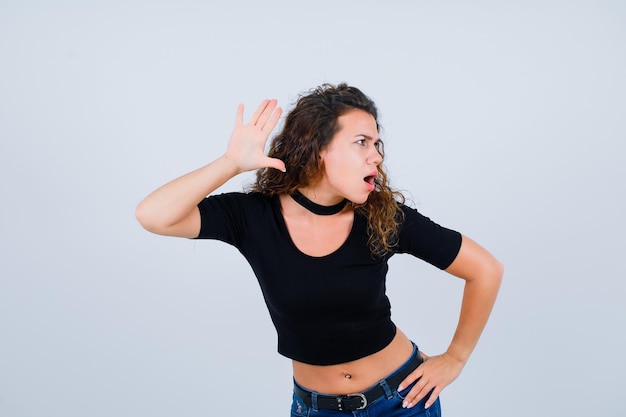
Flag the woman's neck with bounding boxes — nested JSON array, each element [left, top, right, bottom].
[[290, 189, 347, 216]]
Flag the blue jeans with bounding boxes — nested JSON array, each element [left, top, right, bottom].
[[290, 346, 441, 417]]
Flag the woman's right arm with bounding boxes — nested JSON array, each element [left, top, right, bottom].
[[135, 99, 285, 238]]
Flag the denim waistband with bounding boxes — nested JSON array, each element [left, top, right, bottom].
[[293, 342, 420, 411]]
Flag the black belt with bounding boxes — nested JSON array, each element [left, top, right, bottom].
[[293, 351, 423, 412]]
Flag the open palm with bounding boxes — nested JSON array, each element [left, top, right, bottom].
[[225, 99, 285, 173]]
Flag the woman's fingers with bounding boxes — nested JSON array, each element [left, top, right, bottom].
[[248, 99, 270, 126], [425, 386, 443, 409], [262, 105, 282, 132], [235, 103, 244, 126], [225, 99, 284, 173], [398, 367, 422, 392], [399, 353, 464, 409], [264, 156, 286, 173], [256, 99, 278, 129], [400, 371, 430, 409], [237, 99, 281, 131], [397, 351, 429, 392], [248, 99, 280, 129]]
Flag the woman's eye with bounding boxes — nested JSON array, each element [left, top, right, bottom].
[[356, 139, 366, 146]]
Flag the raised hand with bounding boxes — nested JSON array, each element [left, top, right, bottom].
[[224, 99, 285, 173]]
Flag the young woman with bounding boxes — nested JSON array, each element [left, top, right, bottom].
[[136, 83, 503, 416]]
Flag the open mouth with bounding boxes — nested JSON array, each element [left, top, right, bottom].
[[364, 174, 377, 186]]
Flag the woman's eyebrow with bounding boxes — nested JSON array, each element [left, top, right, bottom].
[[356, 134, 380, 141]]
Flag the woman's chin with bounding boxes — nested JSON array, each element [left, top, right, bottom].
[[348, 193, 372, 205]]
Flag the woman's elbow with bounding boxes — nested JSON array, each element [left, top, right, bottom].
[[135, 201, 199, 238], [135, 200, 160, 233], [489, 258, 504, 287]]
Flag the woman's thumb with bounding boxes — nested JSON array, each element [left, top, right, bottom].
[[266, 157, 286, 173]]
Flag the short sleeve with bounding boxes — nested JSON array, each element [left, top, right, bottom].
[[195, 192, 249, 248], [395, 205, 462, 269]]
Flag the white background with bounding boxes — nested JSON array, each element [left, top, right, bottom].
[[1, 1, 624, 416]]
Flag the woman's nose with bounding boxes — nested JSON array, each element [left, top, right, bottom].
[[368, 145, 383, 165]]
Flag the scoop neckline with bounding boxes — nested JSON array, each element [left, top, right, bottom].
[[272, 195, 358, 260]]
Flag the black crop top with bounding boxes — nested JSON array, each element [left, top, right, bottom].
[[196, 192, 461, 365]]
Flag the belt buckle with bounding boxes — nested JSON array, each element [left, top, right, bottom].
[[337, 393, 367, 411]]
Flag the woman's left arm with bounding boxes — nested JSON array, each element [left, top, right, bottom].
[[398, 235, 504, 409]]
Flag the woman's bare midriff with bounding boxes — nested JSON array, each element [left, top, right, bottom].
[[292, 328, 415, 395]]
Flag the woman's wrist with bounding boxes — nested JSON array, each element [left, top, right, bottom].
[[443, 346, 471, 365]]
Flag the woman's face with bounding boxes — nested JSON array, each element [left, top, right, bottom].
[[318, 109, 383, 204]]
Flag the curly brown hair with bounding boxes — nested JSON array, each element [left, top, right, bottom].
[[251, 83, 405, 256]]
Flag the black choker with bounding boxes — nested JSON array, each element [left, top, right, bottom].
[[290, 190, 348, 215]]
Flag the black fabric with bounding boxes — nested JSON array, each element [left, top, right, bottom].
[[290, 190, 347, 215], [196, 192, 462, 365]]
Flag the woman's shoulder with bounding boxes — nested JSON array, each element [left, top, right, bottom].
[[202, 191, 275, 210], [205, 191, 274, 206], [395, 202, 458, 232]]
